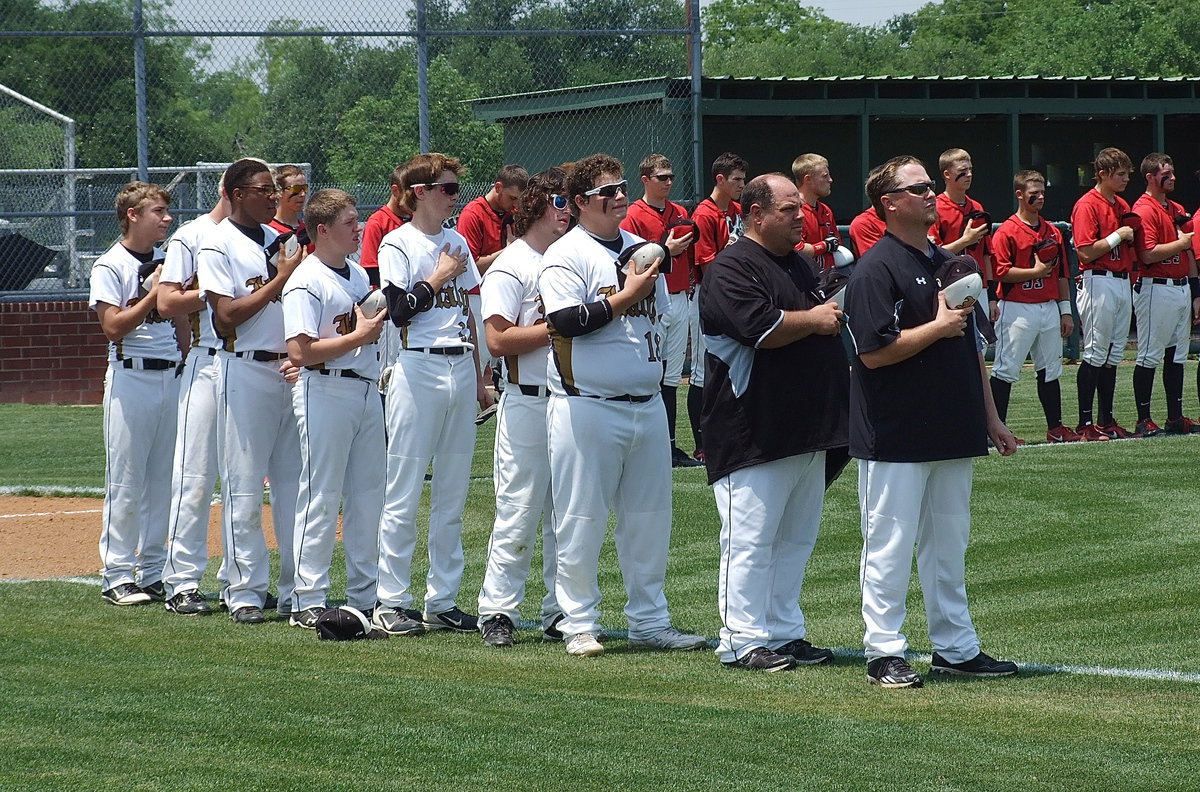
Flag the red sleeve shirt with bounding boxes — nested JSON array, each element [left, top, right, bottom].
[[849, 209, 885, 256], [620, 198, 693, 293], [796, 200, 842, 270], [456, 196, 509, 295], [935, 192, 990, 270], [1070, 189, 1137, 273], [1133, 193, 1190, 279], [991, 215, 1065, 304], [359, 205, 407, 274], [691, 198, 729, 271]]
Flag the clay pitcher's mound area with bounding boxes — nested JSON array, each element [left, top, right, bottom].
[[0, 496, 276, 579]]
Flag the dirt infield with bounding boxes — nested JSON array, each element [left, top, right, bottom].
[[0, 496, 276, 579]]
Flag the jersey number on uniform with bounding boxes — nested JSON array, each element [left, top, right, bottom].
[[643, 331, 662, 362]]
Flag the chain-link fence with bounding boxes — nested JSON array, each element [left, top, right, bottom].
[[0, 0, 700, 295]]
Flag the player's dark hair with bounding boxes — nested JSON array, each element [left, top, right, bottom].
[[1093, 147, 1132, 182], [1013, 169, 1045, 193], [567, 153, 623, 208], [513, 168, 567, 238], [115, 181, 170, 235], [740, 174, 782, 220], [1140, 152, 1173, 179], [397, 153, 463, 213], [225, 158, 271, 194], [389, 164, 405, 190], [638, 153, 672, 179], [495, 164, 529, 191], [711, 152, 748, 182], [306, 188, 356, 238], [866, 155, 925, 220]]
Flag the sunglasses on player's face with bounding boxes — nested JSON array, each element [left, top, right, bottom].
[[584, 180, 627, 199], [423, 182, 460, 197], [282, 183, 308, 196], [549, 194, 569, 211], [885, 182, 936, 197], [650, 173, 674, 182]]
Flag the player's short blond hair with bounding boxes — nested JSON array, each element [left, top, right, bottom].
[[1013, 169, 1045, 193], [273, 164, 305, 186], [398, 153, 463, 213], [305, 188, 356, 237], [115, 181, 170, 235], [791, 153, 828, 183], [939, 148, 972, 177]]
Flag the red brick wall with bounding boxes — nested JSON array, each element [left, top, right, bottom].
[[0, 301, 108, 404]]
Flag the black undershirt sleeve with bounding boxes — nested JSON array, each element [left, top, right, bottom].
[[384, 281, 437, 326], [546, 299, 614, 337]]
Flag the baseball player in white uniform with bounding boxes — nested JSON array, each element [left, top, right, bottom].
[[158, 188, 230, 615], [283, 189, 387, 628], [538, 153, 706, 658], [475, 168, 570, 647], [89, 182, 184, 606], [373, 152, 494, 636], [197, 157, 305, 624]]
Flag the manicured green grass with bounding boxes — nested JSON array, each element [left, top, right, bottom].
[[2, 378, 1199, 791]]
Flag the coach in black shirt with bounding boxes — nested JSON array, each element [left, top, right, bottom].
[[844, 155, 1018, 689], [700, 173, 848, 672]]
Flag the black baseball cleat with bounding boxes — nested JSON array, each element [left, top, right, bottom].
[[480, 614, 516, 647], [671, 446, 703, 468], [139, 581, 166, 602], [423, 606, 479, 632], [289, 606, 326, 629], [774, 638, 834, 665], [542, 612, 566, 641], [929, 651, 1018, 678], [101, 582, 152, 606], [723, 647, 797, 672], [165, 590, 214, 615], [230, 605, 265, 624], [867, 656, 923, 688]]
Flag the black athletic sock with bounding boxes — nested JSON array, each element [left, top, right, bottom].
[[1077, 361, 1100, 426], [662, 384, 678, 446], [1035, 369, 1062, 429], [1096, 365, 1117, 426], [1133, 365, 1155, 422], [686, 383, 704, 451], [1164, 354, 1184, 420], [989, 377, 1011, 423]]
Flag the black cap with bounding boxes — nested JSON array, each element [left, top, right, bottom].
[[315, 606, 372, 641]]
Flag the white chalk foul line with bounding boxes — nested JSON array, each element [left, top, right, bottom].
[[0, 485, 105, 497], [0, 575, 103, 585], [0, 508, 102, 519]]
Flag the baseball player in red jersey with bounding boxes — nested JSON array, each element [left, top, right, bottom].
[[989, 170, 1081, 444], [89, 182, 185, 606], [935, 149, 996, 320], [1130, 153, 1200, 435], [688, 152, 747, 464], [268, 165, 313, 253], [361, 164, 412, 288], [620, 153, 701, 468], [1070, 147, 1139, 441], [457, 165, 528, 389], [791, 153, 845, 270]]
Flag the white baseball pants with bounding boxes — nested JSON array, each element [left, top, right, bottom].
[[547, 395, 673, 640], [1133, 281, 1190, 368], [291, 371, 384, 612], [1077, 271, 1132, 367], [376, 349, 478, 613], [714, 451, 826, 664], [688, 285, 706, 387], [216, 354, 301, 612], [99, 364, 179, 589], [991, 301, 1064, 384], [858, 458, 981, 664]]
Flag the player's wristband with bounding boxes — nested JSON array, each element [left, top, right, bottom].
[[812, 241, 828, 256], [1058, 300, 1073, 316], [1190, 278, 1200, 300], [1104, 231, 1123, 250]]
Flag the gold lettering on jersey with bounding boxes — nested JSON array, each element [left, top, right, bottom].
[[624, 293, 659, 322], [334, 311, 353, 336], [433, 282, 469, 310], [598, 286, 617, 299], [126, 297, 171, 325], [245, 275, 282, 303]]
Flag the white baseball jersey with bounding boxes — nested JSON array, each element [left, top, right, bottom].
[[88, 242, 177, 362], [197, 218, 285, 352], [283, 255, 381, 380], [162, 214, 221, 351], [480, 238, 550, 387], [378, 223, 480, 352], [539, 225, 667, 398]]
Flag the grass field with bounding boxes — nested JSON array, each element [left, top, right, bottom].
[[3, 366, 1199, 791]]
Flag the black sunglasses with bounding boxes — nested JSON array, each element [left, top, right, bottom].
[[423, 182, 461, 197], [585, 180, 628, 199], [885, 182, 936, 197]]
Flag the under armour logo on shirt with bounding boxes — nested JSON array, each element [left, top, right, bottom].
[[916, 277, 927, 285]]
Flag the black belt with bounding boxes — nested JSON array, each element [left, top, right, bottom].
[[604, 393, 655, 403], [1147, 277, 1188, 286], [406, 347, 467, 356], [233, 350, 289, 362], [307, 367, 373, 383], [200, 347, 219, 356], [120, 357, 178, 371], [515, 383, 549, 398], [1086, 269, 1129, 279]]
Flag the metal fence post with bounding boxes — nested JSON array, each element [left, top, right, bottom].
[[417, 0, 430, 153], [688, 0, 703, 204], [133, 0, 149, 181]]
